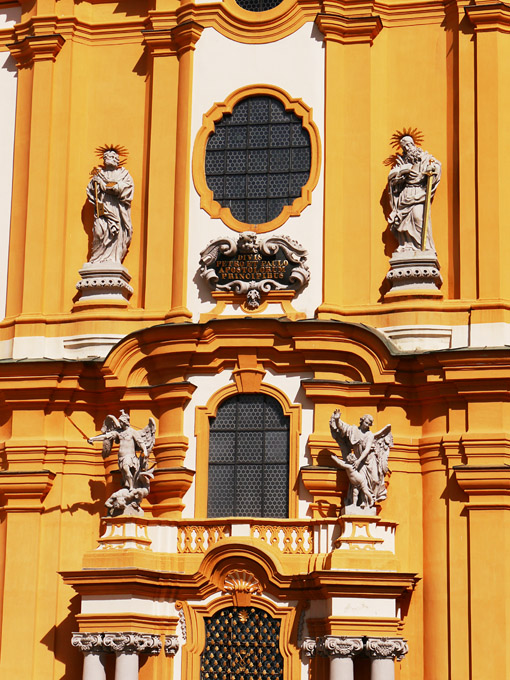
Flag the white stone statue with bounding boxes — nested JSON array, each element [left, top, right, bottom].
[[87, 410, 156, 516], [86, 145, 134, 264], [329, 410, 393, 514], [388, 134, 441, 253]]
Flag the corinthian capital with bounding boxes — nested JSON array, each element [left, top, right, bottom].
[[365, 637, 408, 661], [103, 633, 162, 655], [164, 636, 179, 656], [71, 633, 104, 653], [317, 636, 364, 658], [301, 637, 317, 657]]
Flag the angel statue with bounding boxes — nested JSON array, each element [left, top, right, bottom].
[[88, 410, 156, 516], [329, 410, 393, 514]]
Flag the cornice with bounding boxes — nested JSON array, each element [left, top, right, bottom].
[[315, 12, 382, 44], [0, 469, 55, 510], [465, 2, 510, 32], [8, 33, 65, 68], [454, 465, 510, 498]]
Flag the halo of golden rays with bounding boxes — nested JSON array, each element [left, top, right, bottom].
[[95, 144, 128, 165], [390, 127, 424, 149]]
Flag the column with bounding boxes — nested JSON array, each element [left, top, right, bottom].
[[317, 636, 363, 680], [103, 632, 162, 680], [71, 634, 106, 680], [365, 638, 408, 680]]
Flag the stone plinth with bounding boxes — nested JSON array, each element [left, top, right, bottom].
[[386, 249, 442, 294], [76, 261, 133, 302]]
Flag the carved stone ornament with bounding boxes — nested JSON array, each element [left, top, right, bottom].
[[71, 633, 105, 654], [87, 411, 156, 517], [164, 636, 179, 656], [223, 568, 263, 607], [329, 409, 393, 515], [102, 633, 162, 655], [365, 637, 408, 661], [199, 231, 310, 308], [385, 132, 442, 293], [317, 636, 364, 658], [301, 637, 318, 657]]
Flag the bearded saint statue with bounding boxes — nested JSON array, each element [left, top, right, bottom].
[[387, 134, 441, 253], [86, 145, 134, 264]]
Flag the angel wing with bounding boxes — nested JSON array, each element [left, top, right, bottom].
[[137, 417, 156, 456], [100, 414, 120, 458], [373, 424, 393, 476]]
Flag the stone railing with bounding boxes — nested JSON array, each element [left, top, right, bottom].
[[175, 519, 314, 555]]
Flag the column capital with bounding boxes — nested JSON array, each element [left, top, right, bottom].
[[102, 633, 162, 655], [301, 637, 317, 657], [7, 34, 65, 69], [315, 13, 382, 45], [365, 637, 408, 661], [71, 633, 105, 654], [164, 635, 179, 656], [317, 636, 364, 658]]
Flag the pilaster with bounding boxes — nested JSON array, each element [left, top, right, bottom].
[[314, 12, 381, 315]]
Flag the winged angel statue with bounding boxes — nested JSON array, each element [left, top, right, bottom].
[[88, 410, 156, 516], [329, 409, 393, 514]]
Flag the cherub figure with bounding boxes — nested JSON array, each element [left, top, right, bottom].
[[329, 409, 393, 512], [88, 411, 156, 515]]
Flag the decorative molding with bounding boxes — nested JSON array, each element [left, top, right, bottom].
[[102, 632, 162, 655], [192, 84, 321, 234], [365, 637, 408, 661], [71, 633, 106, 654], [8, 34, 65, 68], [164, 635, 180, 656], [317, 635, 364, 657], [315, 13, 382, 44], [178, 605, 187, 642]]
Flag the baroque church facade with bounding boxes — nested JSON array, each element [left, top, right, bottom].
[[0, 0, 508, 678]]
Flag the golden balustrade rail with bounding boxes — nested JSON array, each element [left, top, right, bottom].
[[176, 519, 314, 555]]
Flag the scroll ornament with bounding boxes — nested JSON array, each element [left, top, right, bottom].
[[199, 231, 310, 309]]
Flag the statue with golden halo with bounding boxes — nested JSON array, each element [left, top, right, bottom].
[[86, 144, 134, 264]]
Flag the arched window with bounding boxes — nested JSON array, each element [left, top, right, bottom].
[[201, 606, 283, 678], [207, 394, 289, 518]]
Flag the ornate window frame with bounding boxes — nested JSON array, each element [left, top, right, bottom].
[[195, 382, 301, 517], [192, 84, 321, 234], [179, 594, 302, 679]]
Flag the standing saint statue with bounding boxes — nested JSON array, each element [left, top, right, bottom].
[[329, 409, 393, 513], [86, 145, 134, 264], [387, 133, 441, 253], [87, 410, 156, 516]]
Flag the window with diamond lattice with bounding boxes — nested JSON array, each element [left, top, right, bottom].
[[201, 606, 283, 680], [205, 95, 311, 225], [208, 394, 289, 518]]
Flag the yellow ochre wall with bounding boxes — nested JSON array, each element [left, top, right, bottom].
[[0, 0, 509, 679]]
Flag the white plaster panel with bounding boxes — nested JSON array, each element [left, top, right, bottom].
[[188, 24, 325, 321], [81, 595, 178, 617], [0, 333, 124, 360], [0, 6, 20, 322], [330, 597, 396, 618], [182, 367, 313, 518]]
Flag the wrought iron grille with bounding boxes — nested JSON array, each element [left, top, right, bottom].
[[201, 606, 284, 680], [208, 394, 289, 518], [205, 95, 311, 224], [235, 0, 282, 10]]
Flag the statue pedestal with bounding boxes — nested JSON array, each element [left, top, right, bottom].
[[75, 262, 133, 303], [385, 249, 442, 296]]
